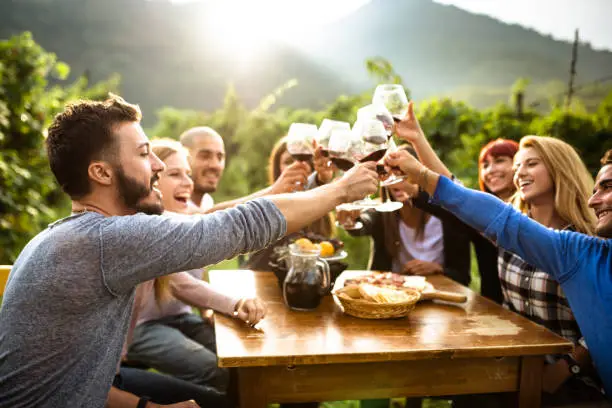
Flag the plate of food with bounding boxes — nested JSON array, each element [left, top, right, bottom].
[[336, 271, 468, 304], [292, 236, 346, 260]]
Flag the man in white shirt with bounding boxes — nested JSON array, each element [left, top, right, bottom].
[[180, 126, 313, 213], [179, 127, 224, 211]]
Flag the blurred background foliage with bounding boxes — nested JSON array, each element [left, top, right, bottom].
[[1, 32, 611, 270]]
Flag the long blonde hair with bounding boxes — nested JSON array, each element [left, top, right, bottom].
[[151, 138, 190, 306], [511, 135, 596, 235]]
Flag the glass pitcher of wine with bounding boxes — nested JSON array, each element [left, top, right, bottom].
[[283, 244, 331, 311]]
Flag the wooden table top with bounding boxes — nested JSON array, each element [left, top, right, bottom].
[[210, 270, 572, 368]]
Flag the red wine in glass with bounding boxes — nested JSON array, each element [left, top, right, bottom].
[[376, 163, 387, 176], [363, 134, 387, 145], [292, 153, 313, 162], [359, 148, 387, 163], [330, 157, 354, 171]]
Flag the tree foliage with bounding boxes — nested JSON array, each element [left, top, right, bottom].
[[1, 37, 610, 269], [0, 32, 118, 263]]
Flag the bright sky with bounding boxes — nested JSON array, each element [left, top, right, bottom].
[[176, 0, 612, 54], [434, 0, 612, 51]]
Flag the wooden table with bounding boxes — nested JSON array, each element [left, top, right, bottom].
[[210, 270, 572, 408]]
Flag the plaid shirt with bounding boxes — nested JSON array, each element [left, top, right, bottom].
[[497, 248, 581, 344]]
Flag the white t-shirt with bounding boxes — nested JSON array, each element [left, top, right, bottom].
[[391, 215, 444, 273], [188, 193, 214, 212]]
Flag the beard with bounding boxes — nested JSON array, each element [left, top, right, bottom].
[[115, 166, 164, 215], [193, 170, 222, 195], [595, 222, 612, 239], [193, 183, 216, 195]]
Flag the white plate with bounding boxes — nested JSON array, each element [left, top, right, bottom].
[[321, 250, 348, 262], [334, 220, 363, 231]]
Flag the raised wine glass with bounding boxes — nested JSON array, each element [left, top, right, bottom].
[[372, 84, 409, 123], [380, 137, 410, 189], [317, 119, 350, 158], [349, 120, 389, 210], [327, 128, 356, 172], [286, 123, 317, 163], [327, 128, 366, 229], [358, 104, 394, 139]]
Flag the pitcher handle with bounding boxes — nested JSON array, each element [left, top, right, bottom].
[[316, 258, 331, 294]]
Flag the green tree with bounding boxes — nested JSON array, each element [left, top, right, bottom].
[[0, 32, 118, 263]]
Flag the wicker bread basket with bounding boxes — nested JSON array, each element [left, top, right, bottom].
[[334, 286, 421, 319]]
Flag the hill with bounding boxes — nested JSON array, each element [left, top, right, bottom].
[[2, 0, 611, 123]]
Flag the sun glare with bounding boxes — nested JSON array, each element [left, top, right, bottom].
[[201, 0, 371, 63], [206, 0, 293, 63]]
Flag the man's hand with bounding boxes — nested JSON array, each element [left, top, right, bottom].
[[403, 260, 443, 276], [335, 162, 379, 203], [384, 150, 423, 183], [234, 297, 266, 325], [313, 146, 334, 184], [336, 206, 362, 229], [396, 101, 425, 144], [269, 161, 311, 194]]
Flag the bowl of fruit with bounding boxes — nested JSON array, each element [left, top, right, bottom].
[[269, 233, 349, 290]]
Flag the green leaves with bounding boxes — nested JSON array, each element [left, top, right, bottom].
[[0, 32, 116, 264]]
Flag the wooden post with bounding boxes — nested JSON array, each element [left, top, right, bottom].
[[565, 29, 579, 110]]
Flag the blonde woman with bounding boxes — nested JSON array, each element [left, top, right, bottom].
[[127, 139, 266, 393]]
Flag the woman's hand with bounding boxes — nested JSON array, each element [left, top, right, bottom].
[[395, 101, 425, 144], [336, 207, 362, 229], [234, 297, 266, 326], [403, 260, 443, 276], [313, 146, 334, 184], [269, 162, 311, 194], [384, 150, 423, 183]]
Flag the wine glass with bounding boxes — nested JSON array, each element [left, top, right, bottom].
[[380, 138, 409, 188], [348, 121, 388, 210], [327, 128, 356, 172], [358, 104, 394, 139], [286, 123, 317, 163], [353, 118, 388, 163], [376, 187, 404, 212], [372, 84, 409, 123], [317, 119, 350, 157]]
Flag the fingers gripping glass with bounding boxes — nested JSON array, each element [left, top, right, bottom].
[[286, 123, 317, 192]]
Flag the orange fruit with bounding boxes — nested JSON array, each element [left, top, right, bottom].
[[295, 238, 316, 251], [319, 241, 335, 257]]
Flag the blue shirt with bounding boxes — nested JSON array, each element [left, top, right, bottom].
[[431, 176, 612, 396]]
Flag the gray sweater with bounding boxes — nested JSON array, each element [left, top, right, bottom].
[[0, 199, 286, 408]]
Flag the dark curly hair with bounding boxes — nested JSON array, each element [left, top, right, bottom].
[[46, 94, 141, 199]]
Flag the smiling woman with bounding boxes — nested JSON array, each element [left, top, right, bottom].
[[151, 139, 194, 213]]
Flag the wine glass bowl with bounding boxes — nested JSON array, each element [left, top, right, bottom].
[[358, 104, 394, 138], [287, 123, 317, 162], [372, 84, 409, 122], [327, 128, 355, 172], [317, 119, 350, 157]]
